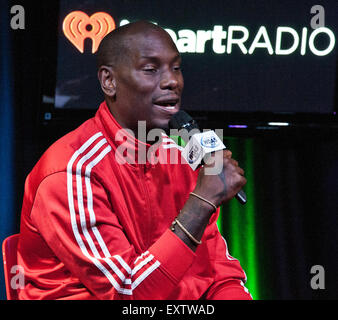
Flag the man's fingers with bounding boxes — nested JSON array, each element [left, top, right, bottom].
[[223, 151, 245, 176], [237, 166, 245, 176], [238, 176, 247, 189], [223, 150, 232, 159], [231, 159, 239, 167]]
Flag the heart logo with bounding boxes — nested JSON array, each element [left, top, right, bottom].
[[63, 11, 116, 53]]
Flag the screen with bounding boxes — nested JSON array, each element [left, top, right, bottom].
[[55, 0, 337, 115]]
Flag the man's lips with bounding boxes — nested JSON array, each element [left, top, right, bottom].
[[153, 96, 180, 110]]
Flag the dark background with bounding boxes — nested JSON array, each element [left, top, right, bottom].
[[0, 0, 337, 300], [55, 0, 337, 115]]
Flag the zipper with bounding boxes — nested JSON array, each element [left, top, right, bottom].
[[139, 164, 153, 246]]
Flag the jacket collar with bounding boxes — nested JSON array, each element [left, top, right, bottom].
[[95, 101, 161, 167]]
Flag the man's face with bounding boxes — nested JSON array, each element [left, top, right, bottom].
[[112, 30, 184, 132]]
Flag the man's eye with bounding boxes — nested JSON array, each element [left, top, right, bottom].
[[173, 66, 182, 71], [143, 67, 157, 73]]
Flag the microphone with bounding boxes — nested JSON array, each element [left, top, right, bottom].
[[169, 110, 247, 205]]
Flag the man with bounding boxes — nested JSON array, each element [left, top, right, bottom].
[[17, 21, 251, 299]]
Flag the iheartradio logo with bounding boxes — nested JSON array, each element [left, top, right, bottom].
[[62, 11, 335, 56], [62, 11, 116, 53]]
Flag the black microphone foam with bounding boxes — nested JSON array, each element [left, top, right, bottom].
[[169, 110, 199, 132]]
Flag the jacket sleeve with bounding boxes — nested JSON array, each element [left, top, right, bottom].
[[202, 213, 253, 300], [31, 172, 196, 300]]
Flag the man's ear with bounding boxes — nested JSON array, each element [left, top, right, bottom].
[[98, 66, 116, 98]]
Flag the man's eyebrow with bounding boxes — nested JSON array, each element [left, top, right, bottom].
[[140, 55, 160, 61], [139, 53, 181, 62]]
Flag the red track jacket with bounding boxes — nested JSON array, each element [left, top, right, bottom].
[[17, 101, 251, 300]]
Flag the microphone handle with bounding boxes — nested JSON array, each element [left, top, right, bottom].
[[201, 154, 247, 205], [235, 189, 247, 205]]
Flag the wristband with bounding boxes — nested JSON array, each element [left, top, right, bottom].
[[171, 218, 202, 246], [190, 192, 217, 212]]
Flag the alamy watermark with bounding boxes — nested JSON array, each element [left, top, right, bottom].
[[8, 263, 327, 294], [113, 122, 224, 175], [310, 265, 325, 290], [9, 264, 25, 290], [10, 5, 25, 30], [9, 4, 326, 32], [310, 5, 325, 29]]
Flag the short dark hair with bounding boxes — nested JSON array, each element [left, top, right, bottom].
[[97, 20, 167, 69]]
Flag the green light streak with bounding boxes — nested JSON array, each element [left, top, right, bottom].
[[242, 139, 258, 299], [217, 206, 223, 235], [219, 138, 260, 300]]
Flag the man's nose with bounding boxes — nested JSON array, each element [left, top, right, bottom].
[[160, 71, 179, 90]]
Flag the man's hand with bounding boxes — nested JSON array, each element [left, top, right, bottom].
[[172, 150, 246, 251], [193, 149, 246, 207]]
